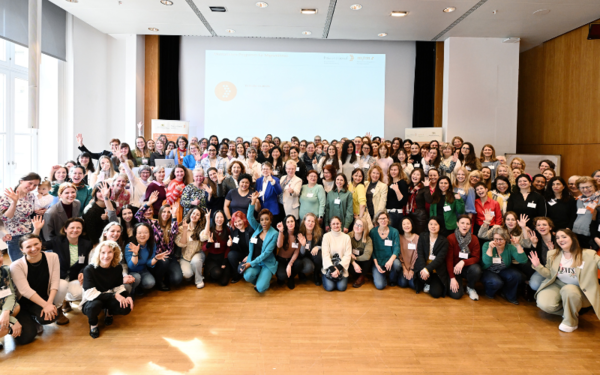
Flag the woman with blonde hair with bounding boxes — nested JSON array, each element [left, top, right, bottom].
[[89, 155, 117, 187], [133, 136, 151, 166], [510, 157, 526, 173], [365, 165, 388, 223], [452, 167, 476, 218], [532, 229, 600, 332], [348, 218, 373, 288], [439, 143, 460, 178], [80, 241, 133, 339]]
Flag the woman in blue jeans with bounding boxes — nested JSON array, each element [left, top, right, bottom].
[[1, 172, 42, 261], [369, 211, 401, 290], [240, 195, 279, 293], [321, 217, 352, 291], [124, 223, 168, 295], [481, 227, 528, 304]]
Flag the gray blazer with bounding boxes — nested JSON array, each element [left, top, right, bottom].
[[279, 175, 303, 219], [43, 199, 81, 240]]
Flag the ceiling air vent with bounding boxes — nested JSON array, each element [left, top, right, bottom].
[[209, 6, 227, 12]]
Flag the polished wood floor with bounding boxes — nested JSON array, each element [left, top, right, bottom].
[[2, 252, 600, 375]]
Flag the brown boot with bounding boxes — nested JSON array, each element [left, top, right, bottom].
[[56, 309, 70, 325], [353, 275, 366, 288], [62, 300, 72, 313]]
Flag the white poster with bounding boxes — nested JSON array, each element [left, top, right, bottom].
[[151, 119, 190, 143]]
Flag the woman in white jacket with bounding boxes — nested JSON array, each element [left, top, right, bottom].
[[321, 217, 352, 291], [312, 144, 341, 179], [364, 165, 388, 221], [279, 160, 303, 219]]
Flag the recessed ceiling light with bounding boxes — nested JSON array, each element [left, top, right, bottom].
[[533, 9, 550, 16], [148, 27, 159, 32], [350, 4, 362, 10], [209, 6, 227, 12], [302, 31, 312, 35], [256, 2, 268, 8], [301, 9, 317, 14], [65, 0, 78, 3], [160, 0, 173, 5], [391, 11, 408, 17], [226, 29, 235, 33], [443, 7, 456, 13], [378, 33, 387, 37]]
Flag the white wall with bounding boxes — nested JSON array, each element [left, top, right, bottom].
[[442, 37, 520, 155], [180, 37, 415, 140], [69, 17, 143, 160]]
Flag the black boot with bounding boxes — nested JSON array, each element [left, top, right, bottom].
[[314, 272, 322, 286]]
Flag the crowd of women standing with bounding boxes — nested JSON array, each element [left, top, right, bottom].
[[1, 132, 600, 349]]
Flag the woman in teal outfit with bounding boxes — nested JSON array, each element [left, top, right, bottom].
[[240, 193, 279, 293]]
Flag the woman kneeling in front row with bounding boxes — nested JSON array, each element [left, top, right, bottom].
[[531, 229, 600, 333], [321, 216, 352, 291], [80, 241, 133, 338], [414, 217, 449, 298], [240, 195, 279, 293]]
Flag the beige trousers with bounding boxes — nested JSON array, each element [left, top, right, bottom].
[[536, 279, 591, 327]]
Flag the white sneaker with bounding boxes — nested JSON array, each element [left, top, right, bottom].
[[423, 284, 430, 293], [559, 323, 578, 332], [467, 287, 479, 301], [196, 281, 205, 289]]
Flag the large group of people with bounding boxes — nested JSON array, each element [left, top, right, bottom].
[[1, 132, 600, 348]]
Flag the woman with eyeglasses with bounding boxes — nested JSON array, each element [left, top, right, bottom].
[[572, 176, 599, 248], [358, 143, 376, 175], [370, 212, 401, 290], [166, 136, 190, 165], [481, 227, 528, 304], [491, 176, 511, 215]]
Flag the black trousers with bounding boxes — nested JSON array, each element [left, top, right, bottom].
[[228, 249, 248, 281], [448, 264, 482, 299], [150, 257, 183, 287], [306, 250, 323, 278], [276, 256, 302, 282], [205, 252, 232, 286], [81, 297, 132, 326], [348, 259, 373, 278], [419, 273, 445, 299], [14, 299, 56, 346]]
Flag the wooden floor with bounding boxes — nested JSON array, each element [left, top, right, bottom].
[[2, 252, 600, 375]]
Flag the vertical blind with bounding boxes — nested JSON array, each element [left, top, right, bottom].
[[0, 0, 67, 61]]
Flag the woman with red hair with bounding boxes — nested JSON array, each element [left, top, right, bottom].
[[227, 210, 255, 283]]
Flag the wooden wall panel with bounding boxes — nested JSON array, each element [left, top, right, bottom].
[[433, 41, 444, 128], [144, 35, 160, 141], [517, 21, 600, 177]]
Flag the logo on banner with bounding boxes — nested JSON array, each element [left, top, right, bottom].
[[215, 81, 237, 101]]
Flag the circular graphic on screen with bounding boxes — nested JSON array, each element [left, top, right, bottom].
[[215, 82, 237, 101]]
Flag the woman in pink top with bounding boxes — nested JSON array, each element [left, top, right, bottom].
[[376, 143, 394, 184]]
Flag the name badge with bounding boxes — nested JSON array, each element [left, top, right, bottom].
[[548, 199, 557, 206], [78, 255, 85, 264], [579, 261, 585, 269], [408, 243, 416, 250], [458, 189, 465, 195], [307, 193, 314, 198], [334, 198, 341, 204], [527, 202, 537, 208], [465, 166, 471, 171], [142, 158, 148, 165], [489, 165, 495, 170], [493, 257, 501, 264], [354, 164, 360, 168], [352, 249, 360, 256], [443, 205, 451, 212], [490, 212, 495, 216], [259, 191, 264, 198], [370, 189, 376, 194], [429, 254, 436, 261], [459, 252, 469, 259], [0, 288, 12, 299], [215, 242, 221, 248], [577, 208, 587, 215], [273, 170, 279, 175], [233, 236, 240, 244], [296, 167, 300, 171], [250, 237, 258, 244], [292, 242, 299, 248], [414, 163, 420, 168], [388, 209, 396, 213], [384, 240, 393, 247], [305, 244, 310, 250]]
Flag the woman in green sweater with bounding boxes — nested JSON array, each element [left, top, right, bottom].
[[428, 176, 465, 237], [369, 212, 401, 290], [481, 227, 528, 304], [298, 170, 326, 225], [325, 174, 354, 233]]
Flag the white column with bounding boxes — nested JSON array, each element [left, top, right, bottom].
[[442, 37, 520, 155], [28, 0, 42, 130]]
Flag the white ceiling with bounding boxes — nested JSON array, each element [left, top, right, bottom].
[[49, 0, 600, 50]]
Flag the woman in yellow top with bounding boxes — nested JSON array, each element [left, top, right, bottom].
[[348, 168, 371, 230]]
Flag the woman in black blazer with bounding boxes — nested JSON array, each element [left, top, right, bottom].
[[33, 216, 94, 317], [414, 216, 449, 298], [228, 210, 256, 283], [544, 176, 577, 231], [506, 174, 546, 229]]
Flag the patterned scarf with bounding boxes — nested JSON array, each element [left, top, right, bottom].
[[579, 191, 600, 213], [454, 228, 471, 255]]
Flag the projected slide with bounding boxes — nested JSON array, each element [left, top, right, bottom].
[[204, 50, 386, 140]]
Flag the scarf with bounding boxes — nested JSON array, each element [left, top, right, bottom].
[[176, 148, 187, 165], [407, 185, 421, 213], [454, 228, 471, 255], [579, 191, 600, 213]]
